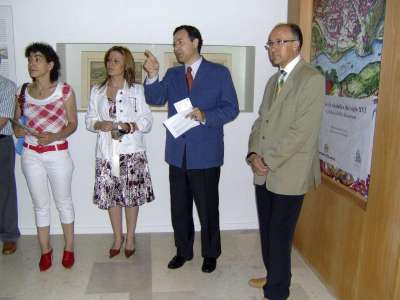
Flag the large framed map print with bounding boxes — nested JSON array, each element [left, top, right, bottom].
[[311, 0, 386, 199]]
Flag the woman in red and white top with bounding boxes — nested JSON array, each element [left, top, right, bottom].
[[13, 43, 78, 271]]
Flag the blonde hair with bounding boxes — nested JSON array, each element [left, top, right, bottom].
[[100, 46, 136, 87]]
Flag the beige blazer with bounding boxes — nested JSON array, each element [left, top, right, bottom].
[[248, 60, 325, 195]]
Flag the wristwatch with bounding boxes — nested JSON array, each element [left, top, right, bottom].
[[118, 124, 128, 134], [246, 152, 256, 164]]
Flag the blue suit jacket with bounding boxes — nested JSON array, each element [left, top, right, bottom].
[[144, 59, 239, 169]]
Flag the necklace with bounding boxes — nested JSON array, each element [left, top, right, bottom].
[[107, 82, 123, 89], [107, 81, 123, 102], [34, 83, 56, 96]]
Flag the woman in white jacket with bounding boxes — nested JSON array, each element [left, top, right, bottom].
[[85, 46, 154, 258]]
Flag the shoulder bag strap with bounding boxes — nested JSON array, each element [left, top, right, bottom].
[[18, 82, 29, 116]]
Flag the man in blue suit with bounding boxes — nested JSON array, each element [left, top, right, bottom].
[[144, 25, 239, 273]]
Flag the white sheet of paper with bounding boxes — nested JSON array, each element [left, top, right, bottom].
[[163, 108, 200, 138], [174, 98, 193, 113]]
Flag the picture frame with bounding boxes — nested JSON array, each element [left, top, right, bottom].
[[0, 5, 16, 81], [57, 43, 255, 112], [80, 51, 105, 111], [80, 51, 147, 111], [164, 52, 232, 71]]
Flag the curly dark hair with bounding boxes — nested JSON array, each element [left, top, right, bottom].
[[25, 42, 61, 82]]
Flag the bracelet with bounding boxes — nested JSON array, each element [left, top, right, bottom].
[[129, 122, 134, 133]]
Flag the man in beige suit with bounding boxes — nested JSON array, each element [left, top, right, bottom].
[[247, 23, 324, 300]]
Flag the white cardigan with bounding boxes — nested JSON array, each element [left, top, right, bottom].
[[85, 82, 153, 175]]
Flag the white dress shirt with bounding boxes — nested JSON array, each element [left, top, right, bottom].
[[185, 56, 202, 79], [280, 55, 301, 82]]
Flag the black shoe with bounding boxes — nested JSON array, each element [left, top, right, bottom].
[[201, 257, 217, 273], [167, 255, 192, 269]]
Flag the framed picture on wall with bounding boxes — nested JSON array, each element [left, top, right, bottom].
[[164, 52, 232, 72], [81, 51, 105, 111], [0, 6, 16, 81], [80, 51, 148, 111], [58, 43, 255, 112]]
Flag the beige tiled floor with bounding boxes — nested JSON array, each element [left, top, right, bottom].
[[0, 231, 336, 300]]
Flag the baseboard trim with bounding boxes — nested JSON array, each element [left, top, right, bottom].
[[19, 222, 258, 235]]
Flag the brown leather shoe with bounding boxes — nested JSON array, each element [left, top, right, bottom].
[[2, 241, 17, 255], [248, 277, 267, 288]]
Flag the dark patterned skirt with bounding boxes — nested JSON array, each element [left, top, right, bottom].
[[93, 151, 155, 209]]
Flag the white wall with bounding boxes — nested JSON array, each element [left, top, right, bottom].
[[1, 0, 287, 234]]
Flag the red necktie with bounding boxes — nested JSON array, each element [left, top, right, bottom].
[[186, 66, 193, 91]]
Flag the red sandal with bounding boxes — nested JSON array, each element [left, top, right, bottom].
[[39, 249, 53, 272], [62, 250, 75, 269]]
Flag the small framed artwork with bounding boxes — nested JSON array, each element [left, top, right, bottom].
[[80, 51, 148, 111], [58, 43, 255, 112], [81, 51, 105, 111], [164, 52, 232, 72]]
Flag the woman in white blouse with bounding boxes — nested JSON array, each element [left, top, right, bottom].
[[86, 46, 154, 258]]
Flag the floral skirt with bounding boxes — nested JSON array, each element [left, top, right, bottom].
[[93, 151, 154, 209]]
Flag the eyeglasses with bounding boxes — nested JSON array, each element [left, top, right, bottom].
[[264, 39, 298, 50]]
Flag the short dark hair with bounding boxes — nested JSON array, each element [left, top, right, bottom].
[[287, 23, 303, 49], [25, 42, 60, 82], [273, 23, 303, 50], [173, 25, 203, 53]]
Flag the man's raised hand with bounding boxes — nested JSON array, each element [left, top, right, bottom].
[[143, 50, 160, 79]]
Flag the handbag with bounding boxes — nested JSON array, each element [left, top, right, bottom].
[[15, 83, 29, 155]]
